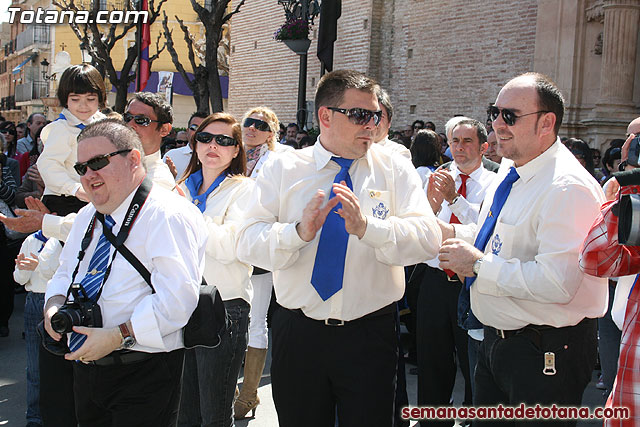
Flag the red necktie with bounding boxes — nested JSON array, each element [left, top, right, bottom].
[[444, 174, 469, 278]]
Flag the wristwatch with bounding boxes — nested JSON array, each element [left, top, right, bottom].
[[118, 323, 136, 350], [472, 257, 484, 276]]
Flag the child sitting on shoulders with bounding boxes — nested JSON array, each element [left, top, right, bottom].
[[37, 64, 106, 216]]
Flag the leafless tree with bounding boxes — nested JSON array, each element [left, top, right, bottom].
[[52, 0, 167, 112], [162, 0, 245, 113]]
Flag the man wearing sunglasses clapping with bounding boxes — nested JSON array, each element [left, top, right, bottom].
[[123, 93, 176, 192], [42, 119, 206, 425], [437, 73, 607, 419], [237, 70, 442, 427]]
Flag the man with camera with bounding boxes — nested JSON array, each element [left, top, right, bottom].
[[437, 73, 607, 416], [580, 117, 640, 425], [43, 119, 206, 425]]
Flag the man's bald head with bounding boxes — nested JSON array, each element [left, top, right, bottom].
[[628, 117, 640, 136]]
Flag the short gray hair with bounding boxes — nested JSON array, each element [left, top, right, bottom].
[[452, 119, 488, 144], [376, 87, 393, 123], [78, 118, 144, 159], [444, 116, 471, 140]]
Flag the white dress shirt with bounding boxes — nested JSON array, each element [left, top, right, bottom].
[[377, 137, 412, 160], [42, 155, 177, 243], [163, 144, 192, 181], [38, 108, 106, 197], [180, 176, 254, 304], [14, 234, 62, 293], [455, 139, 608, 330], [45, 184, 207, 352], [144, 151, 176, 190], [426, 162, 495, 269], [237, 138, 442, 321]]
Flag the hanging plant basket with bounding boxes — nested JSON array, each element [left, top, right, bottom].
[[283, 38, 311, 55]]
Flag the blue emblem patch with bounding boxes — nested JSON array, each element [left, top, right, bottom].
[[491, 234, 503, 255], [372, 202, 389, 220]]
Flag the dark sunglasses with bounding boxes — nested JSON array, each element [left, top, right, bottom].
[[195, 132, 238, 146], [189, 123, 199, 131], [487, 105, 550, 126], [123, 113, 160, 127], [74, 149, 132, 176], [0, 129, 9, 133], [243, 117, 271, 132], [327, 107, 382, 126]]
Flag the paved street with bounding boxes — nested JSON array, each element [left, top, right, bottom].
[[1, 292, 605, 426]]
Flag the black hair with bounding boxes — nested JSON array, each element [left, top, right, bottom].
[[57, 64, 107, 109], [127, 92, 173, 128], [314, 70, 379, 123], [411, 129, 441, 169]]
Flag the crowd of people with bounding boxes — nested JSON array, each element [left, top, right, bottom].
[[0, 64, 637, 427]]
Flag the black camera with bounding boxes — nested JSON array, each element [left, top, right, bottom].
[[628, 135, 640, 168], [50, 283, 103, 334]]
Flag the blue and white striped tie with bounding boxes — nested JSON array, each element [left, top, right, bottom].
[[68, 215, 115, 353]]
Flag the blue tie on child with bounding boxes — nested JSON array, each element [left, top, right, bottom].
[[310, 157, 354, 301], [68, 215, 115, 353], [465, 167, 520, 290]]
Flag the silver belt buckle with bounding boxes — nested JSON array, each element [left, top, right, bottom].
[[325, 318, 345, 326]]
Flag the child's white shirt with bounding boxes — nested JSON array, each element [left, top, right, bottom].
[[37, 108, 105, 197], [14, 233, 62, 293]]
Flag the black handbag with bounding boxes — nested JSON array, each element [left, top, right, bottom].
[[98, 215, 229, 349], [92, 178, 229, 349]]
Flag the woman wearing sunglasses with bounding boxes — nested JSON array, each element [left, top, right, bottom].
[[0, 122, 18, 158], [234, 107, 291, 420], [177, 112, 253, 427]]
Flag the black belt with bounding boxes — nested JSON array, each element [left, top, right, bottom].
[[91, 350, 153, 366], [426, 265, 461, 283], [487, 317, 594, 345], [289, 303, 396, 327]]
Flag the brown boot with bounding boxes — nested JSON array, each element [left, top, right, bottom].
[[234, 346, 268, 419]]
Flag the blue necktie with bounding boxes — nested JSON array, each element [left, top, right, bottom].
[[68, 215, 115, 352], [310, 157, 354, 301], [57, 112, 86, 130], [465, 167, 520, 290]]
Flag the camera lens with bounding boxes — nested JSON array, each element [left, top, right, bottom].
[[50, 307, 84, 334]]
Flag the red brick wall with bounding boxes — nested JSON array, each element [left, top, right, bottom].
[[229, 0, 538, 133]]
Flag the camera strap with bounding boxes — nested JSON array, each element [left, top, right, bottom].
[[65, 177, 153, 302]]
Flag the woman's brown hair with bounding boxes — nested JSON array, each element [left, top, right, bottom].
[[180, 112, 246, 182]]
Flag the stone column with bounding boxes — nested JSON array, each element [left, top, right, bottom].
[[584, 0, 640, 149], [598, 0, 640, 107]]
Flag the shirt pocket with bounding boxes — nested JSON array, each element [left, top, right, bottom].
[[361, 189, 392, 220], [488, 221, 514, 259]]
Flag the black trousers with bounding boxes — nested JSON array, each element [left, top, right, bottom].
[[0, 238, 19, 327], [474, 318, 597, 426], [72, 349, 185, 427], [271, 306, 398, 427], [39, 345, 77, 427], [416, 266, 472, 427]]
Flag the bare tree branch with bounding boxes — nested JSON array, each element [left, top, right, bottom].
[[222, 0, 246, 24], [148, 31, 165, 64]]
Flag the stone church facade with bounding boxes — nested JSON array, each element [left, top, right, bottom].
[[229, 0, 640, 149]]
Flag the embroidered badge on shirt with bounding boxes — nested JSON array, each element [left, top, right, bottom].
[[491, 234, 503, 255], [372, 202, 389, 220]]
